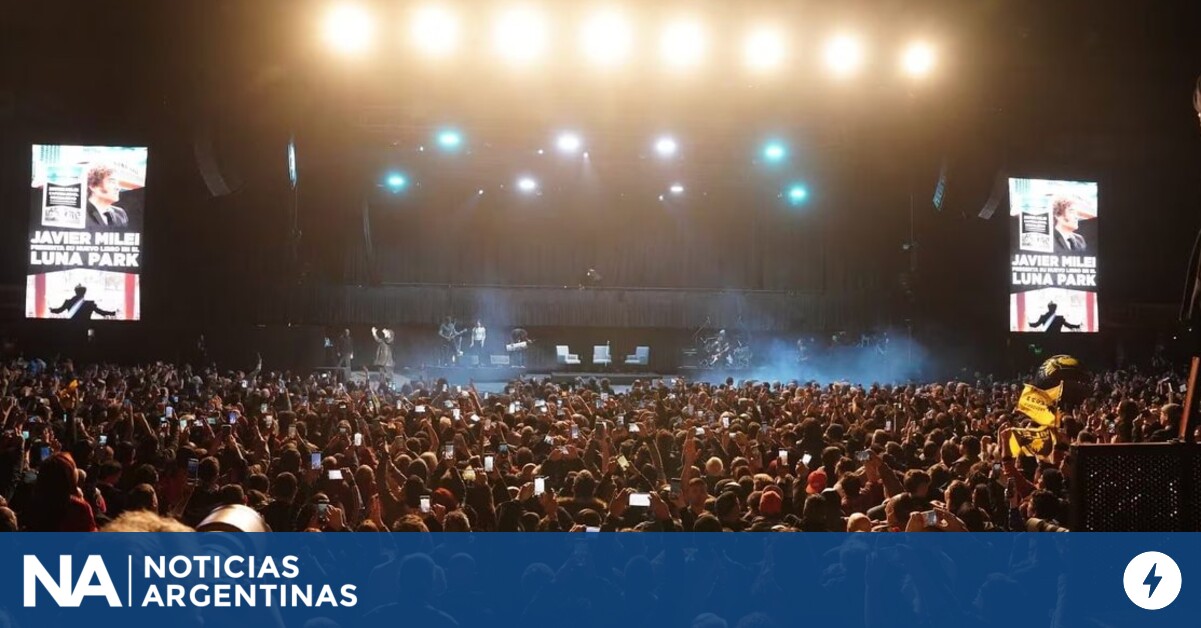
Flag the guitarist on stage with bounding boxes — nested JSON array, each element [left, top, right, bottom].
[[439, 316, 467, 366]]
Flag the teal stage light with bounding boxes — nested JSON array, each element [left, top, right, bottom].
[[763, 141, 787, 162], [436, 129, 463, 149], [787, 184, 808, 204]]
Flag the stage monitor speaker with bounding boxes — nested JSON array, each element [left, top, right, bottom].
[[490, 355, 510, 366], [1070, 442, 1201, 531]]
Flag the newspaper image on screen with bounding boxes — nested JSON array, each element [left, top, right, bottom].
[[1008, 178, 1099, 333], [27, 144, 147, 321]]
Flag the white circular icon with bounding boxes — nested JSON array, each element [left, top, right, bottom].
[[1123, 551, 1182, 610]]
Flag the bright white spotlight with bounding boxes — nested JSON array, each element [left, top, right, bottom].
[[824, 34, 865, 77], [901, 41, 936, 77], [323, 4, 374, 55], [517, 177, 539, 192], [580, 9, 633, 67], [744, 26, 786, 71], [669, 183, 685, 194], [654, 136, 678, 157], [660, 20, 705, 69], [410, 5, 459, 57], [556, 132, 582, 153], [493, 7, 549, 65]]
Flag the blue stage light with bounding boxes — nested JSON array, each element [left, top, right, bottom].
[[787, 184, 809, 204], [763, 141, 787, 162], [385, 173, 407, 190], [437, 129, 462, 149]]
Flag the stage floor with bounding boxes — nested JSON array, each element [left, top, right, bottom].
[[344, 364, 771, 394]]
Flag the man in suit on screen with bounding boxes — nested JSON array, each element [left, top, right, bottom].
[[1029, 302, 1081, 333], [49, 285, 117, 321], [1051, 196, 1088, 253], [84, 163, 129, 230]]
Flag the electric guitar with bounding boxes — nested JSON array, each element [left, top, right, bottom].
[[439, 326, 469, 355]]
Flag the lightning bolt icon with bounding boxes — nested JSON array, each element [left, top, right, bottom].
[[1144, 563, 1162, 598]]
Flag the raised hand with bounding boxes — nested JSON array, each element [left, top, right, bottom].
[[539, 488, 557, 515], [609, 488, 631, 520], [327, 505, 346, 531], [649, 491, 671, 522], [683, 433, 699, 465]]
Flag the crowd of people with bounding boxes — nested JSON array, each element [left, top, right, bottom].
[[0, 354, 1188, 534]]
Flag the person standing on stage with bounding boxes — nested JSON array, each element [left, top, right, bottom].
[[510, 328, 530, 367], [439, 316, 464, 366], [371, 327, 395, 383], [335, 328, 353, 381], [470, 319, 487, 364]]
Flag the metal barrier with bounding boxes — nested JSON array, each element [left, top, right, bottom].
[[1070, 442, 1201, 531]]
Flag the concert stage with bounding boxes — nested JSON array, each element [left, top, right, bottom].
[[544, 371, 664, 386], [349, 366, 667, 388], [343, 366, 528, 388], [341, 363, 710, 390]]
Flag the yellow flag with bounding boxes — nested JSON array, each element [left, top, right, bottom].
[[1008, 426, 1058, 460], [1016, 382, 1063, 427]]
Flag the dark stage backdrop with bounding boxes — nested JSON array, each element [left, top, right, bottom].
[[282, 284, 885, 331], [355, 184, 829, 291]]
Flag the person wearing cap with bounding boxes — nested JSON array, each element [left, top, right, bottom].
[[806, 467, 828, 495], [752, 485, 785, 527]]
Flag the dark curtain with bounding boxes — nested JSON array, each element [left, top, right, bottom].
[[282, 284, 884, 332], [353, 188, 826, 291]]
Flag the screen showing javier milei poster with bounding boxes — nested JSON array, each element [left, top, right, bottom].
[[1008, 177, 1099, 333], [26, 144, 146, 321]]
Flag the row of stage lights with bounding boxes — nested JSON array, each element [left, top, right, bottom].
[[378, 129, 810, 206], [322, 3, 938, 78]]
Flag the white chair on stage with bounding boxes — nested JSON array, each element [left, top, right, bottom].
[[592, 344, 612, 368], [625, 346, 650, 366], [556, 345, 581, 366]]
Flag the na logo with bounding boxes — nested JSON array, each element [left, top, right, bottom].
[[23, 555, 122, 607]]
